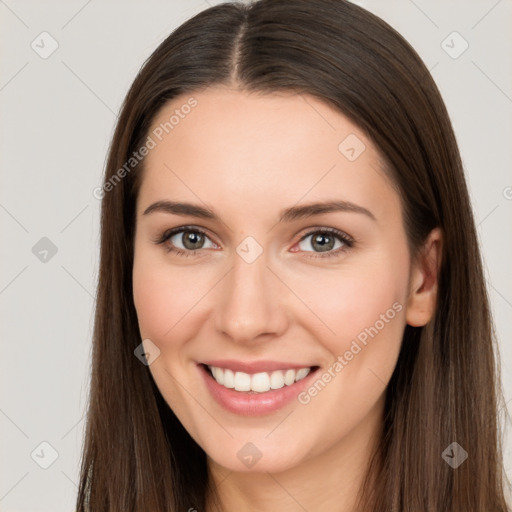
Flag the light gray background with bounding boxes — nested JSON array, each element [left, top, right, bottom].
[[1, 1, 511, 510]]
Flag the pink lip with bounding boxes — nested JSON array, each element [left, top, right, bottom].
[[201, 359, 313, 374], [198, 363, 318, 416]]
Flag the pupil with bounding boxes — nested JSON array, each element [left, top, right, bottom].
[[183, 231, 204, 250], [313, 233, 334, 252]]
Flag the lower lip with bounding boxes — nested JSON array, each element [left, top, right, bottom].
[[198, 364, 318, 416]]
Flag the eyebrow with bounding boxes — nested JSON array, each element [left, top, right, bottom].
[[142, 199, 376, 222]]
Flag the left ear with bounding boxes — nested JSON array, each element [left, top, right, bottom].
[[406, 227, 443, 327]]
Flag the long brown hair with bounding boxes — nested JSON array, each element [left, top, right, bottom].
[[76, 1, 511, 510]]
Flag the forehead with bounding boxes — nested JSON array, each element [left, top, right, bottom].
[[137, 87, 398, 223]]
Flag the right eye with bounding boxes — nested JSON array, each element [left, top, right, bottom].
[[154, 227, 219, 256]]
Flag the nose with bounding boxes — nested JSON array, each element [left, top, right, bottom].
[[213, 248, 289, 345]]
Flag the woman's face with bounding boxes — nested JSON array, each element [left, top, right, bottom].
[[132, 86, 418, 473]]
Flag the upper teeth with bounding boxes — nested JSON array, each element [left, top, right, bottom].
[[208, 366, 312, 393]]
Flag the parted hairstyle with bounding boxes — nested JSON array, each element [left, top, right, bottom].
[[76, 1, 511, 510]]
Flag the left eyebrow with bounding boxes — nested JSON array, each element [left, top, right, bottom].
[[279, 200, 376, 223], [142, 199, 376, 222]]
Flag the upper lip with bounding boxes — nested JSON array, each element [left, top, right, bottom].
[[201, 359, 315, 374]]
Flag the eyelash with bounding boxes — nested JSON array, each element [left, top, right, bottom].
[[153, 226, 355, 259]]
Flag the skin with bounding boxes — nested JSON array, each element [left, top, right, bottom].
[[132, 86, 442, 512]]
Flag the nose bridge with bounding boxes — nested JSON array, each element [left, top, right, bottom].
[[214, 243, 286, 343]]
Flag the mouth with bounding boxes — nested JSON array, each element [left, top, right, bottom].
[[198, 361, 320, 416], [202, 363, 319, 394]]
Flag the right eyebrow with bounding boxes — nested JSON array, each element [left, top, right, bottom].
[[143, 200, 216, 219]]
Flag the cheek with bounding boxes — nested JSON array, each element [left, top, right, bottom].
[[133, 267, 174, 340], [291, 256, 408, 443], [325, 252, 409, 384], [289, 248, 411, 414], [132, 251, 219, 352], [289, 255, 409, 351]]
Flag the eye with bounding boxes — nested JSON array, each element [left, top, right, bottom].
[[294, 228, 354, 259], [154, 226, 218, 256]]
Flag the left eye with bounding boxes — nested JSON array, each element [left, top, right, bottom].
[[296, 229, 353, 256]]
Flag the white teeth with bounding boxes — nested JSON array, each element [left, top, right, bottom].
[[223, 368, 235, 388], [207, 365, 312, 393], [295, 368, 310, 381], [212, 366, 224, 385], [251, 372, 271, 393], [284, 369, 296, 386], [234, 371, 251, 391], [269, 370, 285, 390]]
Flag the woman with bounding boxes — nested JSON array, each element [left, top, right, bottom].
[[76, 0, 511, 510]]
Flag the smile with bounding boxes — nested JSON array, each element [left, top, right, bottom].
[[207, 365, 313, 393], [198, 361, 320, 416]]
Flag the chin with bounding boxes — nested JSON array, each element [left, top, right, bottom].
[[204, 437, 310, 474]]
